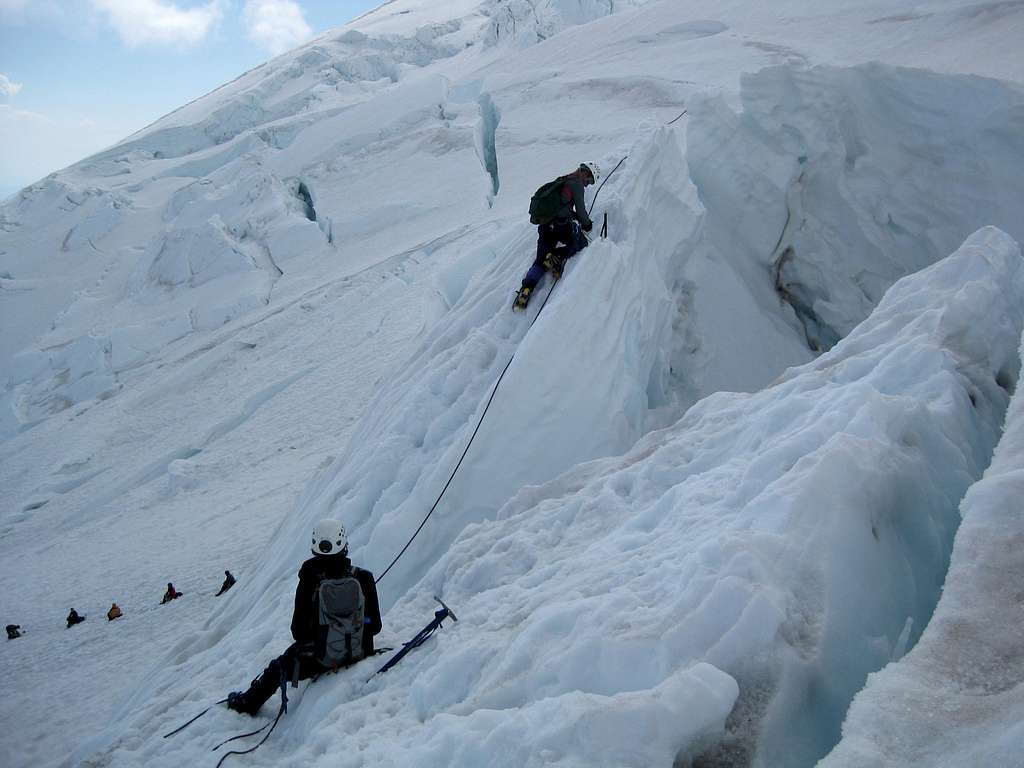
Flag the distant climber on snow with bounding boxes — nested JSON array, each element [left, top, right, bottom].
[[515, 161, 600, 310], [225, 519, 382, 716], [215, 570, 236, 596], [107, 603, 123, 621], [160, 583, 183, 604], [66, 609, 85, 628], [6, 624, 22, 639]]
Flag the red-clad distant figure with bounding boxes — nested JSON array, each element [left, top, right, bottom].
[[107, 603, 123, 621], [215, 570, 236, 596], [161, 583, 183, 604]]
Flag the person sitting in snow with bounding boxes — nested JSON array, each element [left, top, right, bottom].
[[107, 603, 123, 621], [6, 624, 22, 639], [515, 161, 600, 310], [225, 519, 382, 716], [160, 583, 183, 604], [66, 609, 85, 628], [215, 570, 236, 596]]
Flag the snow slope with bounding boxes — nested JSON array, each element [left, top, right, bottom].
[[75, 228, 1024, 768], [3, 1, 1024, 766]]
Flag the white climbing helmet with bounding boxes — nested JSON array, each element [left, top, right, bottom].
[[311, 518, 348, 556], [581, 161, 601, 183]]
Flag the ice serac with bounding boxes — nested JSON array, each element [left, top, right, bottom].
[[482, 0, 652, 46], [687, 63, 1024, 352], [375, 227, 1022, 767], [820, 236, 1024, 767]]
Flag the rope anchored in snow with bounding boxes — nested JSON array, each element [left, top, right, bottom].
[[586, 106, 686, 224], [162, 698, 229, 739], [213, 676, 288, 768]]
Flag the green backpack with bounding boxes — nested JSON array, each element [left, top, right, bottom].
[[528, 176, 567, 225]]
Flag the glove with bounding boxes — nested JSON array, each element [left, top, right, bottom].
[[582, 220, 593, 233]]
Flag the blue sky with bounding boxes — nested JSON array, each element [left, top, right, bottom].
[[0, 0, 381, 198]]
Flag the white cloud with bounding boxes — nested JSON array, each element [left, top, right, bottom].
[[0, 74, 23, 97], [91, 0, 222, 46], [244, 0, 312, 55]]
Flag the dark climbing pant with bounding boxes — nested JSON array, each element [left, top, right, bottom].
[[239, 643, 327, 714], [522, 219, 588, 291]]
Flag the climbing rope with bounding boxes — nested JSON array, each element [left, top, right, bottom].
[[212, 678, 288, 768], [375, 277, 559, 585], [162, 698, 229, 739], [586, 107, 687, 219], [666, 108, 688, 125], [587, 156, 627, 218]]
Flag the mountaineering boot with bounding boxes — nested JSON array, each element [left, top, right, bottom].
[[541, 252, 557, 272], [227, 655, 290, 716], [550, 255, 565, 280], [226, 691, 259, 716], [514, 285, 532, 311]]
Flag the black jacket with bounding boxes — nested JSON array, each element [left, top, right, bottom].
[[290, 555, 382, 657], [216, 572, 236, 596]]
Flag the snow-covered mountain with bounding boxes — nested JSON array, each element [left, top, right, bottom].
[[2, 1, 1023, 766]]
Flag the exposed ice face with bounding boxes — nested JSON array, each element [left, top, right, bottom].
[[821, 248, 1024, 768], [687, 63, 1024, 352], [481, 0, 654, 47]]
